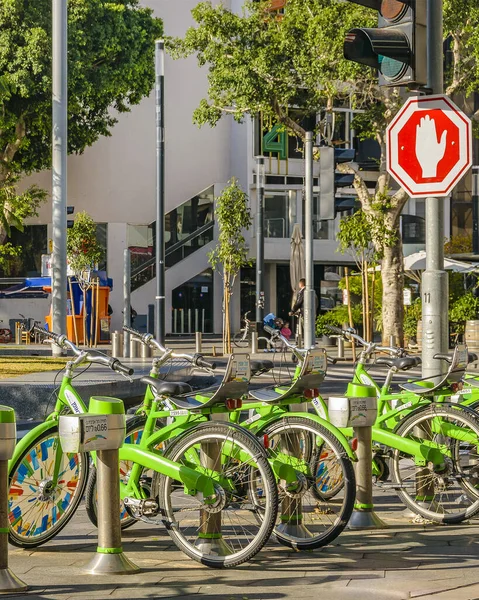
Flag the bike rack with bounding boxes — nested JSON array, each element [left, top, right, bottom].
[[0, 406, 27, 593], [59, 397, 140, 575]]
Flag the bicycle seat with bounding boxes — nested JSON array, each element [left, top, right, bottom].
[[376, 356, 421, 371], [251, 360, 274, 375], [141, 377, 193, 397]]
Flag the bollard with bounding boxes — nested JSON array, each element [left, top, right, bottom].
[[337, 336, 345, 359], [112, 331, 123, 358], [140, 342, 151, 359], [130, 339, 140, 358], [0, 406, 28, 593], [59, 397, 140, 574], [251, 331, 258, 354], [195, 331, 202, 354], [14, 324, 21, 346], [329, 383, 385, 529]]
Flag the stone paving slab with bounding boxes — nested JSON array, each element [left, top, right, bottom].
[[4, 495, 479, 600]]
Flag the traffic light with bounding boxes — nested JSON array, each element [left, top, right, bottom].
[[319, 147, 356, 221], [343, 0, 426, 88], [67, 206, 75, 228]]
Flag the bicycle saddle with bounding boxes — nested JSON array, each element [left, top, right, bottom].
[[141, 377, 193, 397], [251, 360, 274, 375], [376, 356, 421, 371]]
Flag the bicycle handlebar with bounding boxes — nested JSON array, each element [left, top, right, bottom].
[[122, 326, 216, 371], [34, 326, 134, 375], [325, 325, 404, 357]]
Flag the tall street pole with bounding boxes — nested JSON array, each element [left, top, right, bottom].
[[51, 0, 68, 356], [155, 40, 165, 345], [256, 157, 265, 324], [303, 132, 315, 349], [421, 0, 447, 379]]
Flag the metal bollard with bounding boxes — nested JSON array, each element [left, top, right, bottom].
[[195, 332, 202, 354], [59, 397, 140, 574], [251, 331, 258, 354], [329, 384, 385, 529], [140, 342, 151, 359], [130, 339, 140, 358], [112, 331, 123, 358], [337, 336, 345, 359], [0, 406, 28, 593]]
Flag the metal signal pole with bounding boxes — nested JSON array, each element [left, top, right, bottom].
[[51, 0, 68, 356], [421, 0, 447, 379], [155, 40, 165, 345]]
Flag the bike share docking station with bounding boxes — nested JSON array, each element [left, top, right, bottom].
[[329, 384, 386, 529], [0, 406, 28, 594], [59, 397, 141, 574]]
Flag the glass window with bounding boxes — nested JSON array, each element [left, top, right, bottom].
[[265, 193, 290, 238], [0, 224, 47, 277]]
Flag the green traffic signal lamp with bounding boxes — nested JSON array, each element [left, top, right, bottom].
[[343, 0, 426, 87]]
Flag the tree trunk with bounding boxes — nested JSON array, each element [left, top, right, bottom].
[[381, 237, 404, 346]]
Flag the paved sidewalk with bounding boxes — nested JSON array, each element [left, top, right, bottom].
[[7, 490, 479, 600]]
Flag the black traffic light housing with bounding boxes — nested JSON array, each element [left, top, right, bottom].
[[343, 0, 426, 88], [319, 147, 356, 221]]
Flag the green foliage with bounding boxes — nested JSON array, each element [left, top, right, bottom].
[[0, 0, 162, 176], [404, 298, 422, 339], [67, 211, 104, 275], [208, 178, 252, 285], [444, 234, 473, 255], [0, 243, 22, 274], [168, 0, 375, 136], [449, 292, 479, 334], [316, 304, 362, 337], [0, 174, 46, 235]]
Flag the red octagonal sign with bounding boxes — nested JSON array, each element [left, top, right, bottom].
[[386, 95, 472, 198]]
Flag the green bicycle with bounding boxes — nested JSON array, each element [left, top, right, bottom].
[[85, 326, 358, 552], [8, 328, 279, 568], [307, 326, 479, 523]]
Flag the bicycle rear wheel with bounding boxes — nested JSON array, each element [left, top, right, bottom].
[[233, 330, 248, 348], [262, 416, 355, 550], [391, 403, 479, 523], [9, 424, 88, 548], [155, 422, 277, 568]]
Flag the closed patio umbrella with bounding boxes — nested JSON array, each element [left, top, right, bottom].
[[290, 223, 305, 295]]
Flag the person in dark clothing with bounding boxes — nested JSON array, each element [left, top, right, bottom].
[[290, 278, 319, 317]]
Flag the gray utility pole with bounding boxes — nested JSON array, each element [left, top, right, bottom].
[[256, 157, 265, 324], [303, 132, 315, 349], [123, 249, 131, 358], [421, 0, 447, 380], [51, 0, 68, 356], [155, 40, 166, 345]]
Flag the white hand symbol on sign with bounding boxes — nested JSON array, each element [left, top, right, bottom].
[[415, 114, 447, 178]]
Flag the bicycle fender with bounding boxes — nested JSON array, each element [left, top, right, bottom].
[[9, 420, 59, 471], [257, 412, 357, 461]]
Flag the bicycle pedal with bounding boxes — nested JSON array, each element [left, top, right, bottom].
[[124, 496, 159, 518]]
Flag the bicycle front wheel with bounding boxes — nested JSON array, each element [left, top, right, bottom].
[[9, 424, 88, 548], [263, 416, 355, 550], [391, 403, 479, 524], [233, 330, 248, 348], [155, 422, 277, 568]]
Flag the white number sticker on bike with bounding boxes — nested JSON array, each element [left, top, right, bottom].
[[169, 410, 189, 417], [397, 401, 413, 411], [312, 397, 327, 420], [359, 374, 374, 387], [244, 412, 262, 425], [64, 389, 85, 414]]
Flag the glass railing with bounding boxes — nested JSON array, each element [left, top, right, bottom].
[[130, 221, 214, 292]]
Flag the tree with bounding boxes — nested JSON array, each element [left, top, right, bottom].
[[0, 1, 162, 238], [67, 211, 104, 277], [337, 209, 382, 341], [208, 179, 251, 353], [169, 0, 479, 345]]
